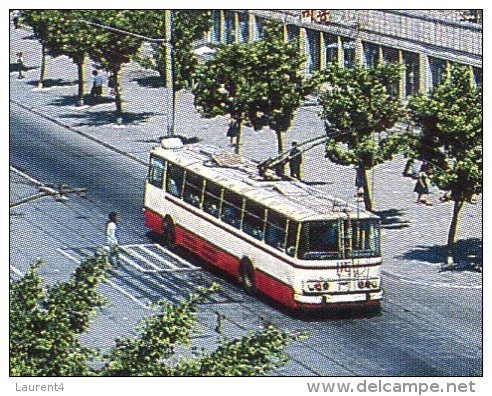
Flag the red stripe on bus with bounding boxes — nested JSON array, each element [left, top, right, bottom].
[[144, 208, 163, 234], [255, 269, 298, 309], [175, 225, 241, 277]]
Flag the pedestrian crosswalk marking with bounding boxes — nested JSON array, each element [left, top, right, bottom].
[[57, 247, 150, 309], [57, 243, 201, 273]]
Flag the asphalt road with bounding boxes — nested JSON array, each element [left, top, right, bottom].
[[9, 103, 482, 376]]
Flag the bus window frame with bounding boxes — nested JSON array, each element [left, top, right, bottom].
[[148, 155, 166, 188], [243, 199, 267, 241], [165, 162, 185, 198], [265, 209, 288, 252], [221, 189, 243, 229], [183, 170, 204, 209]]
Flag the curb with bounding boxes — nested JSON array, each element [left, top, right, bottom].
[[11, 99, 148, 167]]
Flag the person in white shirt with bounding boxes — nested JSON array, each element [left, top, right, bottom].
[[106, 212, 119, 266]]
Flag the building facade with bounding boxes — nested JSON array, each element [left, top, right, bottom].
[[205, 10, 482, 98]]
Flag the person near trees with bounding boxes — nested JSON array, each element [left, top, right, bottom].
[[413, 165, 433, 206], [289, 141, 303, 181], [226, 120, 239, 146], [90, 69, 103, 99], [15, 52, 25, 79], [106, 212, 119, 267]]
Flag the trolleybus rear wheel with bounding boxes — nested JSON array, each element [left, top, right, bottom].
[[162, 217, 176, 249], [239, 259, 256, 295]]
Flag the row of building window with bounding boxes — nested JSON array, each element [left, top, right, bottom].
[[206, 10, 482, 96]]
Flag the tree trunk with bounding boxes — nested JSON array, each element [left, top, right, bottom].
[[275, 130, 285, 176], [361, 165, 374, 212], [235, 120, 244, 158], [446, 200, 465, 265], [114, 68, 124, 123], [76, 58, 85, 106], [37, 44, 47, 89]]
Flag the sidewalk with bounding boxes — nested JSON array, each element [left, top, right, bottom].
[[10, 22, 482, 290]]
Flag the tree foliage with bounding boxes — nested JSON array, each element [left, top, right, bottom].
[[245, 20, 314, 170], [193, 42, 257, 156], [10, 254, 111, 376], [407, 64, 482, 264], [319, 62, 407, 211], [133, 10, 212, 91], [11, 254, 299, 376]]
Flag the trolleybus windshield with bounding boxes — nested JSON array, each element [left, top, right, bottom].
[[298, 219, 381, 260]]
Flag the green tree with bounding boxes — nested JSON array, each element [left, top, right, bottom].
[[319, 62, 407, 211], [408, 64, 482, 265], [86, 10, 144, 120], [10, 253, 111, 376], [246, 20, 314, 175], [11, 255, 299, 376], [30, 10, 96, 105], [193, 42, 257, 157], [134, 10, 212, 91], [17, 10, 54, 88]]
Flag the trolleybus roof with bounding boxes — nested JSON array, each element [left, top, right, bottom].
[[150, 143, 379, 222]]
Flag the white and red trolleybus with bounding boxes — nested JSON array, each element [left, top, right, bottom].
[[143, 138, 383, 310]]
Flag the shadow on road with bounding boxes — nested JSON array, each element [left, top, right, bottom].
[[399, 237, 482, 272], [27, 78, 78, 88], [10, 63, 37, 73], [131, 75, 165, 88], [374, 208, 411, 230], [53, 104, 160, 127]]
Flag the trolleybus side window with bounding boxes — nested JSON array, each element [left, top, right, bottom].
[[148, 156, 166, 188], [351, 219, 381, 258], [285, 221, 299, 257], [203, 181, 222, 218], [183, 171, 204, 208], [298, 220, 341, 260], [166, 163, 185, 198], [265, 210, 287, 251], [221, 190, 243, 229], [243, 200, 266, 240]]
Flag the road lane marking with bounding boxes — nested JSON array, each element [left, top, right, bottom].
[[56, 247, 150, 309], [153, 244, 196, 269], [121, 245, 177, 270], [9, 165, 44, 186], [10, 265, 24, 277]]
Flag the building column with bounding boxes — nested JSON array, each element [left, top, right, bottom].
[[355, 37, 364, 67], [398, 50, 405, 99], [234, 12, 239, 44], [219, 10, 225, 44], [337, 35, 343, 67], [419, 53, 430, 93], [319, 32, 326, 70], [248, 13, 255, 41], [299, 27, 307, 74]]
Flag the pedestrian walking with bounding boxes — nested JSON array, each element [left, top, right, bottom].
[[414, 169, 433, 206], [107, 71, 116, 96], [15, 52, 25, 79], [226, 120, 240, 146], [354, 165, 364, 198], [90, 69, 104, 100], [289, 142, 304, 181], [106, 211, 119, 267]]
